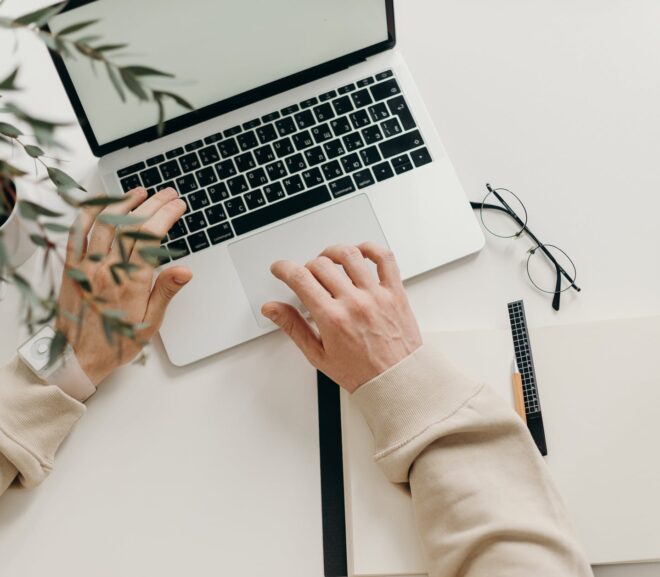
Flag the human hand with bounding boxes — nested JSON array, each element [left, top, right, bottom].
[[56, 187, 192, 386], [262, 243, 422, 393]]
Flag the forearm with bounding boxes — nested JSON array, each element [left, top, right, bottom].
[[0, 358, 85, 497], [353, 345, 593, 577]]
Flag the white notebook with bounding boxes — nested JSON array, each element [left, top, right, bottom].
[[341, 316, 660, 576]]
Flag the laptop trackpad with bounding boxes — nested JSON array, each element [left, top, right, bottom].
[[228, 194, 388, 328]]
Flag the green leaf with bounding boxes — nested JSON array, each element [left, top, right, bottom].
[[155, 90, 194, 111], [120, 69, 148, 101], [119, 230, 160, 241], [29, 234, 49, 247], [12, 272, 40, 305], [67, 267, 92, 292], [123, 65, 173, 78], [105, 62, 125, 102], [56, 19, 98, 36], [18, 200, 63, 220], [102, 309, 126, 320], [0, 159, 26, 178], [109, 265, 122, 286], [14, 3, 65, 27], [62, 310, 81, 324], [47, 330, 67, 368], [24, 144, 44, 158], [0, 68, 19, 91], [97, 213, 145, 226], [95, 43, 127, 53], [79, 195, 125, 207], [43, 222, 70, 233], [86, 252, 104, 262], [0, 121, 21, 138], [47, 166, 86, 193]]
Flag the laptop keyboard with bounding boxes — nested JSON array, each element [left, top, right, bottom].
[[115, 70, 433, 263]]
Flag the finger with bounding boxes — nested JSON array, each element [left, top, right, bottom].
[[305, 256, 354, 298], [129, 198, 187, 265], [357, 242, 403, 288], [114, 187, 179, 259], [142, 266, 193, 336], [320, 244, 377, 289], [65, 205, 104, 265], [87, 188, 148, 256], [270, 260, 332, 315], [261, 301, 324, 364]]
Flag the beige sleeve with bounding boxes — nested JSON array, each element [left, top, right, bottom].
[[0, 358, 85, 496], [352, 345, 593, 577]]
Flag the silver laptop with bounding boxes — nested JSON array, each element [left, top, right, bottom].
[[48, 0, 484, 366]]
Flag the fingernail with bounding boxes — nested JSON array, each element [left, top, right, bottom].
[[262, 307, 278, 321], [174, 276, 190, 285], [175, 199, 186, 209]]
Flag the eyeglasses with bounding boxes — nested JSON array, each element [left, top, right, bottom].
[[470, 184, 581, 311]]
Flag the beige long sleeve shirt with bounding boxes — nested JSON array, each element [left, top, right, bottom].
[[0, 346, 593, 576]]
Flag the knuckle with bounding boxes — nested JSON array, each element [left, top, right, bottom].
[[340, 245, 361, 261], [380, 248, 397, 262], [290, 267, 309, 285]]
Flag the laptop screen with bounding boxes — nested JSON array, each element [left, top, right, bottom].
[[48, 0, 390, 152]]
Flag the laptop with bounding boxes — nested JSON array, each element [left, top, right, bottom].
[[48, 0, 484, 366]]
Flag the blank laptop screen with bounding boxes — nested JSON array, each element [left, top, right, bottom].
[[49, 0, 389, 147]]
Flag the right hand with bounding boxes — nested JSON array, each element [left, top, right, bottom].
[[261, 243, 422, 393]]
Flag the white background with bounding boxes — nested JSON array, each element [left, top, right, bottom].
[[1, 1, 659, 576]]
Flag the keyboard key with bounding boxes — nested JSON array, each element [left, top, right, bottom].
[[292, 130, 314, 151], [237, 131, 259, 151], [187, 231, 210, 253], [160, 159, 181, 180], [218, 138, 239, 158], [319, 90, 337, 102], [204, 132, 223, 145], [329, 176, 356, 198], [168, 238, 190, 260], [359, 145, 382, 166], [275, 117, 297, 137], [368, 102, 390, 122], [302, 167, 324, 187], [273, 137, 294, 158], [223, 126, 241, 138], [311, 123, 333, 144], [232, 185, 331, 236], [394, 159, 414, 175], [410, 147, 432, 167], [262, 111, 281, 123], [157, 181, 174, 192], [224, 197, 247, 217], [283, 174, 304, 195], [323, 139, 346, 159], [256, 123, 278, 144], [332, 96, 354, 115], [185, 140, 203, 152], [281, 104, 300, 116], [362, 125, 384, 145], [196, 166, 217, 187], [165, 147, 184, 159], [313, 103, 335, 123], [208, 222, 234, 244], [341, 153, 362, 173], [118, 162, 145, 178], [227, 175, 249, 196], [357, 77, 375, 88], [188, 190, 210, 211], [244, 189, 266, 210], [146, 155, 164, 167], [199, 145, 220, 165], [243, 118, 261, 130], [175, 174, 198, 194], [304, 146, 326, 167], [343, 132, 365, 152], [372, 161, 394, 182], [381, 117, 403, 138], [207, 183, 230, 203], [301, 97, 319, 109], [285, 153, 307, 174], [180, 152, 200, 172], [263, 182, 286, 203], [376, 70, 393, 80], [120, 174, 141, 192], [338, 83, 356, 95], [351, 89, 373, 109], [387, 96, 416, 131], [148, 188, 157, 198], [235, 152, 256, 173], [247, 168, 268, 189], [254, 144, 275, 165], [353, 169, 375, 189], [140, 167, 162, 188], [185, 211, 207, 232], [371, 78, 401, 101], [265, 160, 287, 181], [294, 110, 316, 130], [215, 159, 237, 180], [330, 116, 352, 137], [168, 219, 187, 240], [379, 130, 424, 159], [350, 109, 371, 129], [322, 160, 343, 180]]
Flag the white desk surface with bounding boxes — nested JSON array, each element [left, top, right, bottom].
[[1, 0, 659, 575]]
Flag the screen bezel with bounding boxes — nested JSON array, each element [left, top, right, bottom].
[[45, 0, 396, 157]]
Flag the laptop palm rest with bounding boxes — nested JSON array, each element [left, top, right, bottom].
[[228, 194, 388, 328]]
